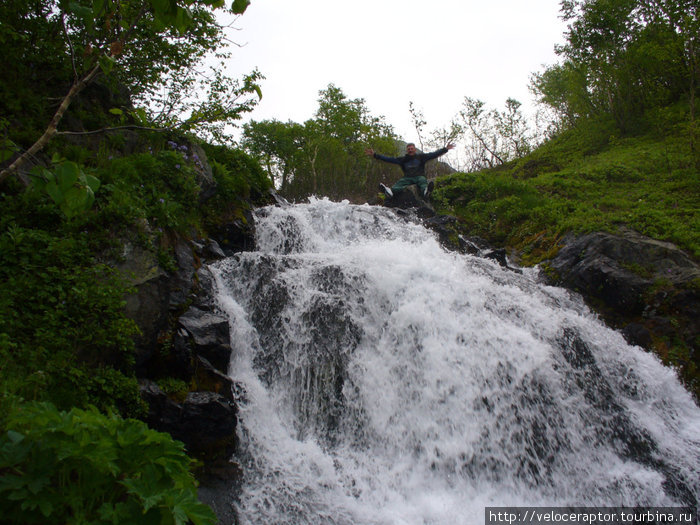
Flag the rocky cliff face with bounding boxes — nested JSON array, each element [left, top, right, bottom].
[[122, 233, 251, 524], [109, 141, 270, 477], [125, 236, 241, 465]]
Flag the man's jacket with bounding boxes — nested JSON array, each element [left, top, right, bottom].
[[373, 147, 448, 178]]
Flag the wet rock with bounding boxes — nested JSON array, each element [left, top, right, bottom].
[[211, 207, 256, 255], [191, 238, 226, 262], [178, 306, 232, 374], [119, 242, 170, 372], [383, 184, 436, 218], [549, 230, 700, 314], [422, 214, 460, 249], [164, 327, 195, 381], [192, 266, 219, 310], [193, 355, 235, 402], [169, 241, 197, 308], [140, 381, 238, 464], [483, 248, 509, 268], [621, 323, 653, 349], [554, 328, 697, 505], [422, 215, 520, 272], [178, 391, 238, 457], [269, 187, 291, 207], [197, 468, 243, 525], [203, 239, 227, 260], [188, 142, 216, 202]]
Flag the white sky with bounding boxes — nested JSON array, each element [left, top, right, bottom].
[[223, 0, 568, 146]]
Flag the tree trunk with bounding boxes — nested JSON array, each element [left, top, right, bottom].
[[0, 64, 101, 184]]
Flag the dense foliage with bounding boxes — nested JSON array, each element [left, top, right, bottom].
[[0, 400, 216, 524], [0, 0, 259, 182], [0, 130, 270, 525], [0, 0, 271, 519], [0, 130, 271, 410], [532, 0, 699, 142]]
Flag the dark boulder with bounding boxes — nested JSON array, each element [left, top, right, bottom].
[[482, 248, 510, 268], [268, 187, 291, 207], [210, 207, 256, 255], [422, 215, 519, 271], [193, 355, 235, 402], [422, 214, 461, 249], [548, 230, 699, 315], [383, 184, 436, 218], [621, 322, 653, 349], [188, 142, 216, 203], [140, 381, 238, 463], [169, 241, 197, 308], [119, 242, 171, 372], [178, 306, 232, 374], [200, 239, 227, 261], [120, 239, 200, 373]]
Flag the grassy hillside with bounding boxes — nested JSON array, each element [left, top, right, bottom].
[[433, 108, 699, 266]]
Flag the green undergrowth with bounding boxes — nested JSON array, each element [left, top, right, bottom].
[[433, 110, 700, 265], [0, 399, 216, 525]]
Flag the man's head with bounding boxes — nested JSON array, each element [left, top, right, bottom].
[[406, 143, 417, 156]]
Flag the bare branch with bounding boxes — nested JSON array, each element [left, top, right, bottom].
[[61, 13, 79, 81], [0, 5, 151, 184], [0, 63, 102, 184], [57, 125, 170, 136]]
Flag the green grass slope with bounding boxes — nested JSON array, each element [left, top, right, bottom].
[[433, 111, 699, 266]]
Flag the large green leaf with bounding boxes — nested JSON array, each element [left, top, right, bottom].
[[55, 162, 79, 193], [231, 0, 250, 15], [45, 180, 63, 206], [85, 173, 101, 193], [62, 186, 90, 217]]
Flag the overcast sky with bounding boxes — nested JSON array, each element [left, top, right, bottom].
[[223, 0, 568, 147]]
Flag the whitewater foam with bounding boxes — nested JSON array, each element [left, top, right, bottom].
[[210, 198, 699, 525]]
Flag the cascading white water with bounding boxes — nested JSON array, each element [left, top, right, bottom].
[[210, 198, 700, 525]]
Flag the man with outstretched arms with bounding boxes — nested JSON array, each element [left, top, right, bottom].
[[366, 142, 455, 197]]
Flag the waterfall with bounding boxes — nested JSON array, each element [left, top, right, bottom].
[[210, 198, 700, 525]]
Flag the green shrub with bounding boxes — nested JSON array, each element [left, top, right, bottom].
[[96, 151, 201, 232], [0, 400, 216, 525], [202, 143, 272, 201], [0, 222, 141, 416]]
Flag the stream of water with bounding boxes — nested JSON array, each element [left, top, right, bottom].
[[210, 198, 699, 525]]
